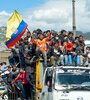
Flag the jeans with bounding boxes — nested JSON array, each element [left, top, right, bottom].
[[76, 55, 80, 65], [64, 55, 73, 65], [68, 55, 73, 65], [17, 81, 26, 98], [73, 55, 80, 65], [64, 55, 68, 65], [60, 55, 64, 65]]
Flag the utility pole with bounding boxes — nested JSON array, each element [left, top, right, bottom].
[[72, 0, 76, 37]]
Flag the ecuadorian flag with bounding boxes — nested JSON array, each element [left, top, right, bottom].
[[6, 10, 28, 48]]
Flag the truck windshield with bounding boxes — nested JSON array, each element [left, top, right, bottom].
[[54, 73, 90, 90]]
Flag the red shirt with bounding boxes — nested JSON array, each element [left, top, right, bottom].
[[13, 71, 28, 84], [65, 43, 74, 51]]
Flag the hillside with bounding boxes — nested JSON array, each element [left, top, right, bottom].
[[76, 31, 90, 40]]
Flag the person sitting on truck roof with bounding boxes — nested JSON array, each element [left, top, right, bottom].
[[50, 41, 64, 66], [31, 32, 51, 68], [72, 42, 81, 66], [63, 40, 74, 65], [84, 46, 90, 66], [79, 35, 85, 65]]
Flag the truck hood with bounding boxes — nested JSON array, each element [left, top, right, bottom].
[[53, 90, 90, 100]]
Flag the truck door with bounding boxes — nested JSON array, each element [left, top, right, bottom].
[[41, 68, 53, 100]]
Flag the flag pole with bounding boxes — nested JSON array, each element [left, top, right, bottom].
[[27, 28, 30, 32]]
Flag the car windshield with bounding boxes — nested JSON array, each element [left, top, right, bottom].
[[54, 73, 90, 90]]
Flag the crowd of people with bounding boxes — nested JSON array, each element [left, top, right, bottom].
[[9, 29, 90, 67], [0, 29, 90, 100]]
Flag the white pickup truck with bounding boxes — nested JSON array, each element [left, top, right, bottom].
[[40, 66, 90, 100]]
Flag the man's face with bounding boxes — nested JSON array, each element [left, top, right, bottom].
[[20, 41, 23, 44], [27, 32, 31, 37], [24, 39, 28, 43], [69, 34, 73, 38], [8, 67, 12, 71], [76, 37, 79, 41], [54, 43, 59, 48], [86, 47, 89, 51], [79, 36, 83, 41], [47, 32, 51, 36], [44, 33, 47, 37], [39, 34, 44, 40], [13, 66, 16, 70], [62, 32, 66, 36]]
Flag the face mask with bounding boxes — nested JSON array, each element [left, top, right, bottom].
[[56, 37, 59, 40]]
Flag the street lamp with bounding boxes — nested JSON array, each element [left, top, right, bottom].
[[72, 0, 76, 37]]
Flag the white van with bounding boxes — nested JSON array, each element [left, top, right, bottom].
[[40, 66, 90, 100]]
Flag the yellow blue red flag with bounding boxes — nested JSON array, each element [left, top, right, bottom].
[[6, 10, 28, 48]]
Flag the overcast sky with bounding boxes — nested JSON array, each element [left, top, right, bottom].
[[0, 0, 90, 32]]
